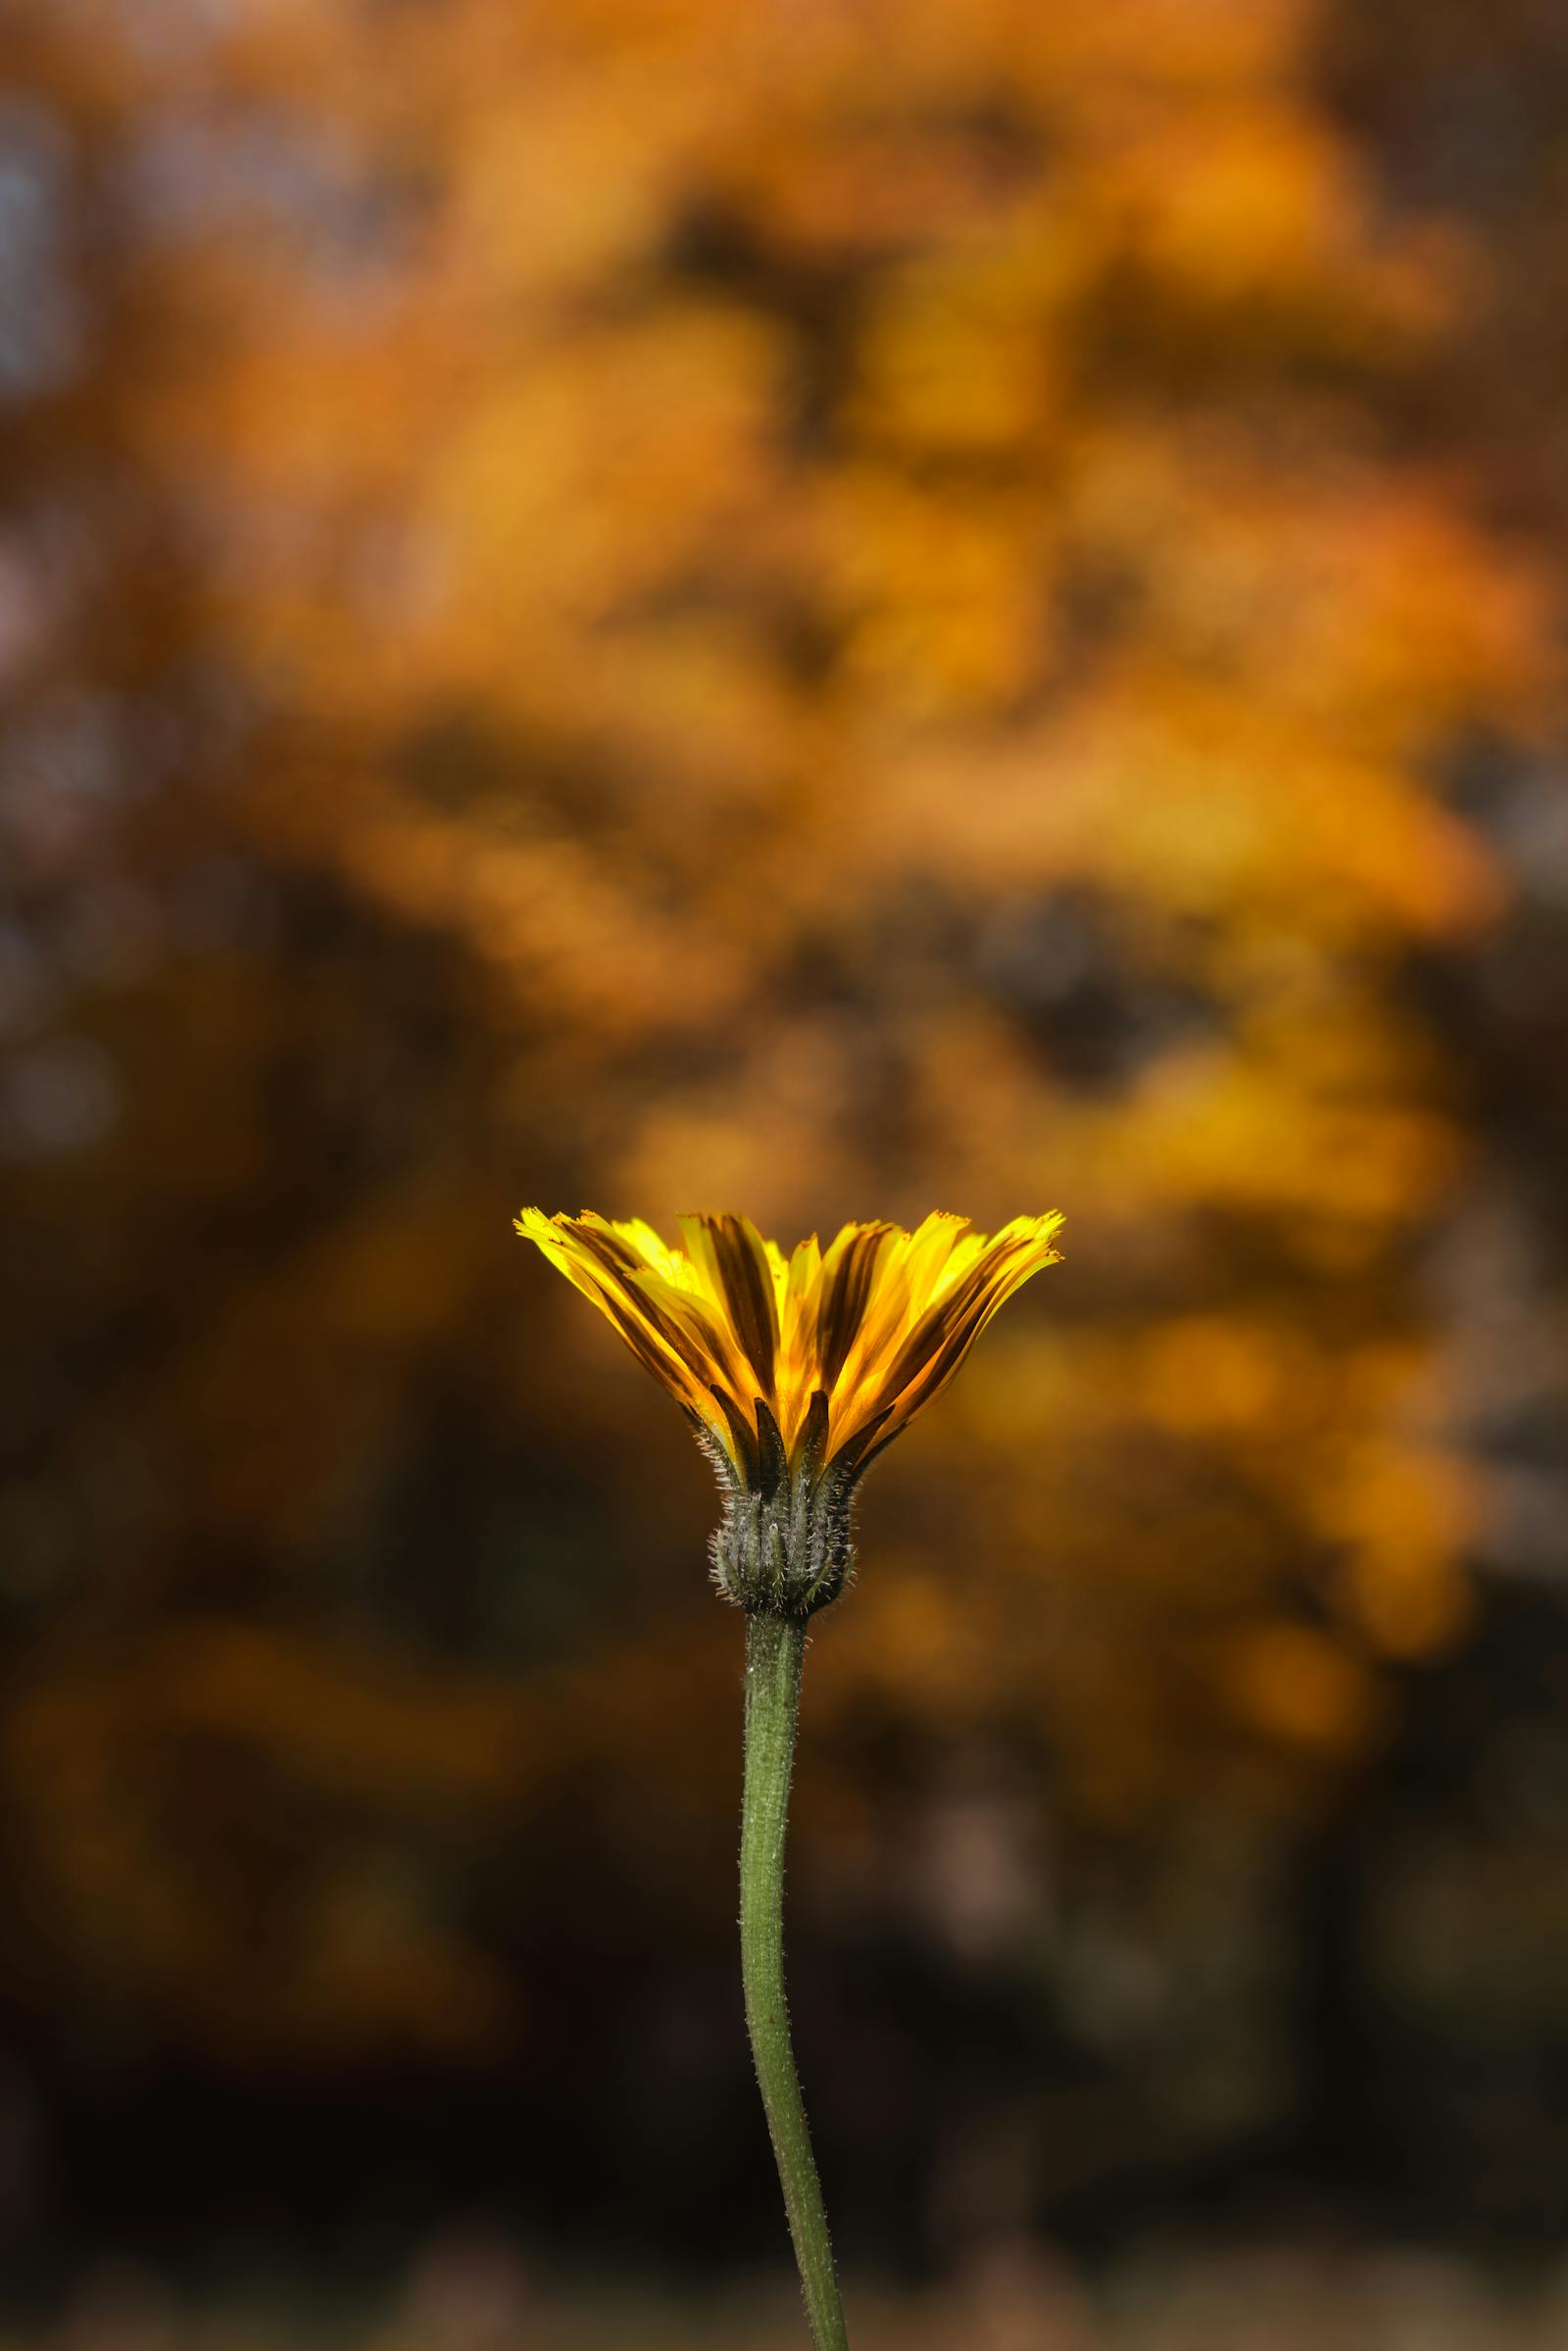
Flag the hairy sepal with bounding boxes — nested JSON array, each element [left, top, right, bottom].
[[699, 1392, 863, 1616]]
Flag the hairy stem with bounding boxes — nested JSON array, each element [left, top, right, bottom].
[[739, 1611, 850, 2351]]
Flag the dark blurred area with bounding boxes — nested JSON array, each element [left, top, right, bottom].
[[4, 0, 1568, 2340]]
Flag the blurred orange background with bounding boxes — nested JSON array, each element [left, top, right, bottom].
[[5, 0, 1568, 2341]]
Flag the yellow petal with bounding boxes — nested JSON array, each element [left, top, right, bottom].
[[515, 1207, 1063, 1480]]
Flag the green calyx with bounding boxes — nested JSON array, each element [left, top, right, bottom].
[[693, 1388, 889, 1617]]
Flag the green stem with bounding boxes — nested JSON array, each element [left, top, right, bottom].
[[740, 1611, 850, 2351]]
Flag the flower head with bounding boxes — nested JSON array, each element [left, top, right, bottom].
[[516, 1208, 1062, 1613]]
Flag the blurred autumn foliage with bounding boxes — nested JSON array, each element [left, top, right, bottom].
[[5, 0, 1568, 2282]]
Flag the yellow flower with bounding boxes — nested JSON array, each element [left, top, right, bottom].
[[515, 1208, 1062, 1491]]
